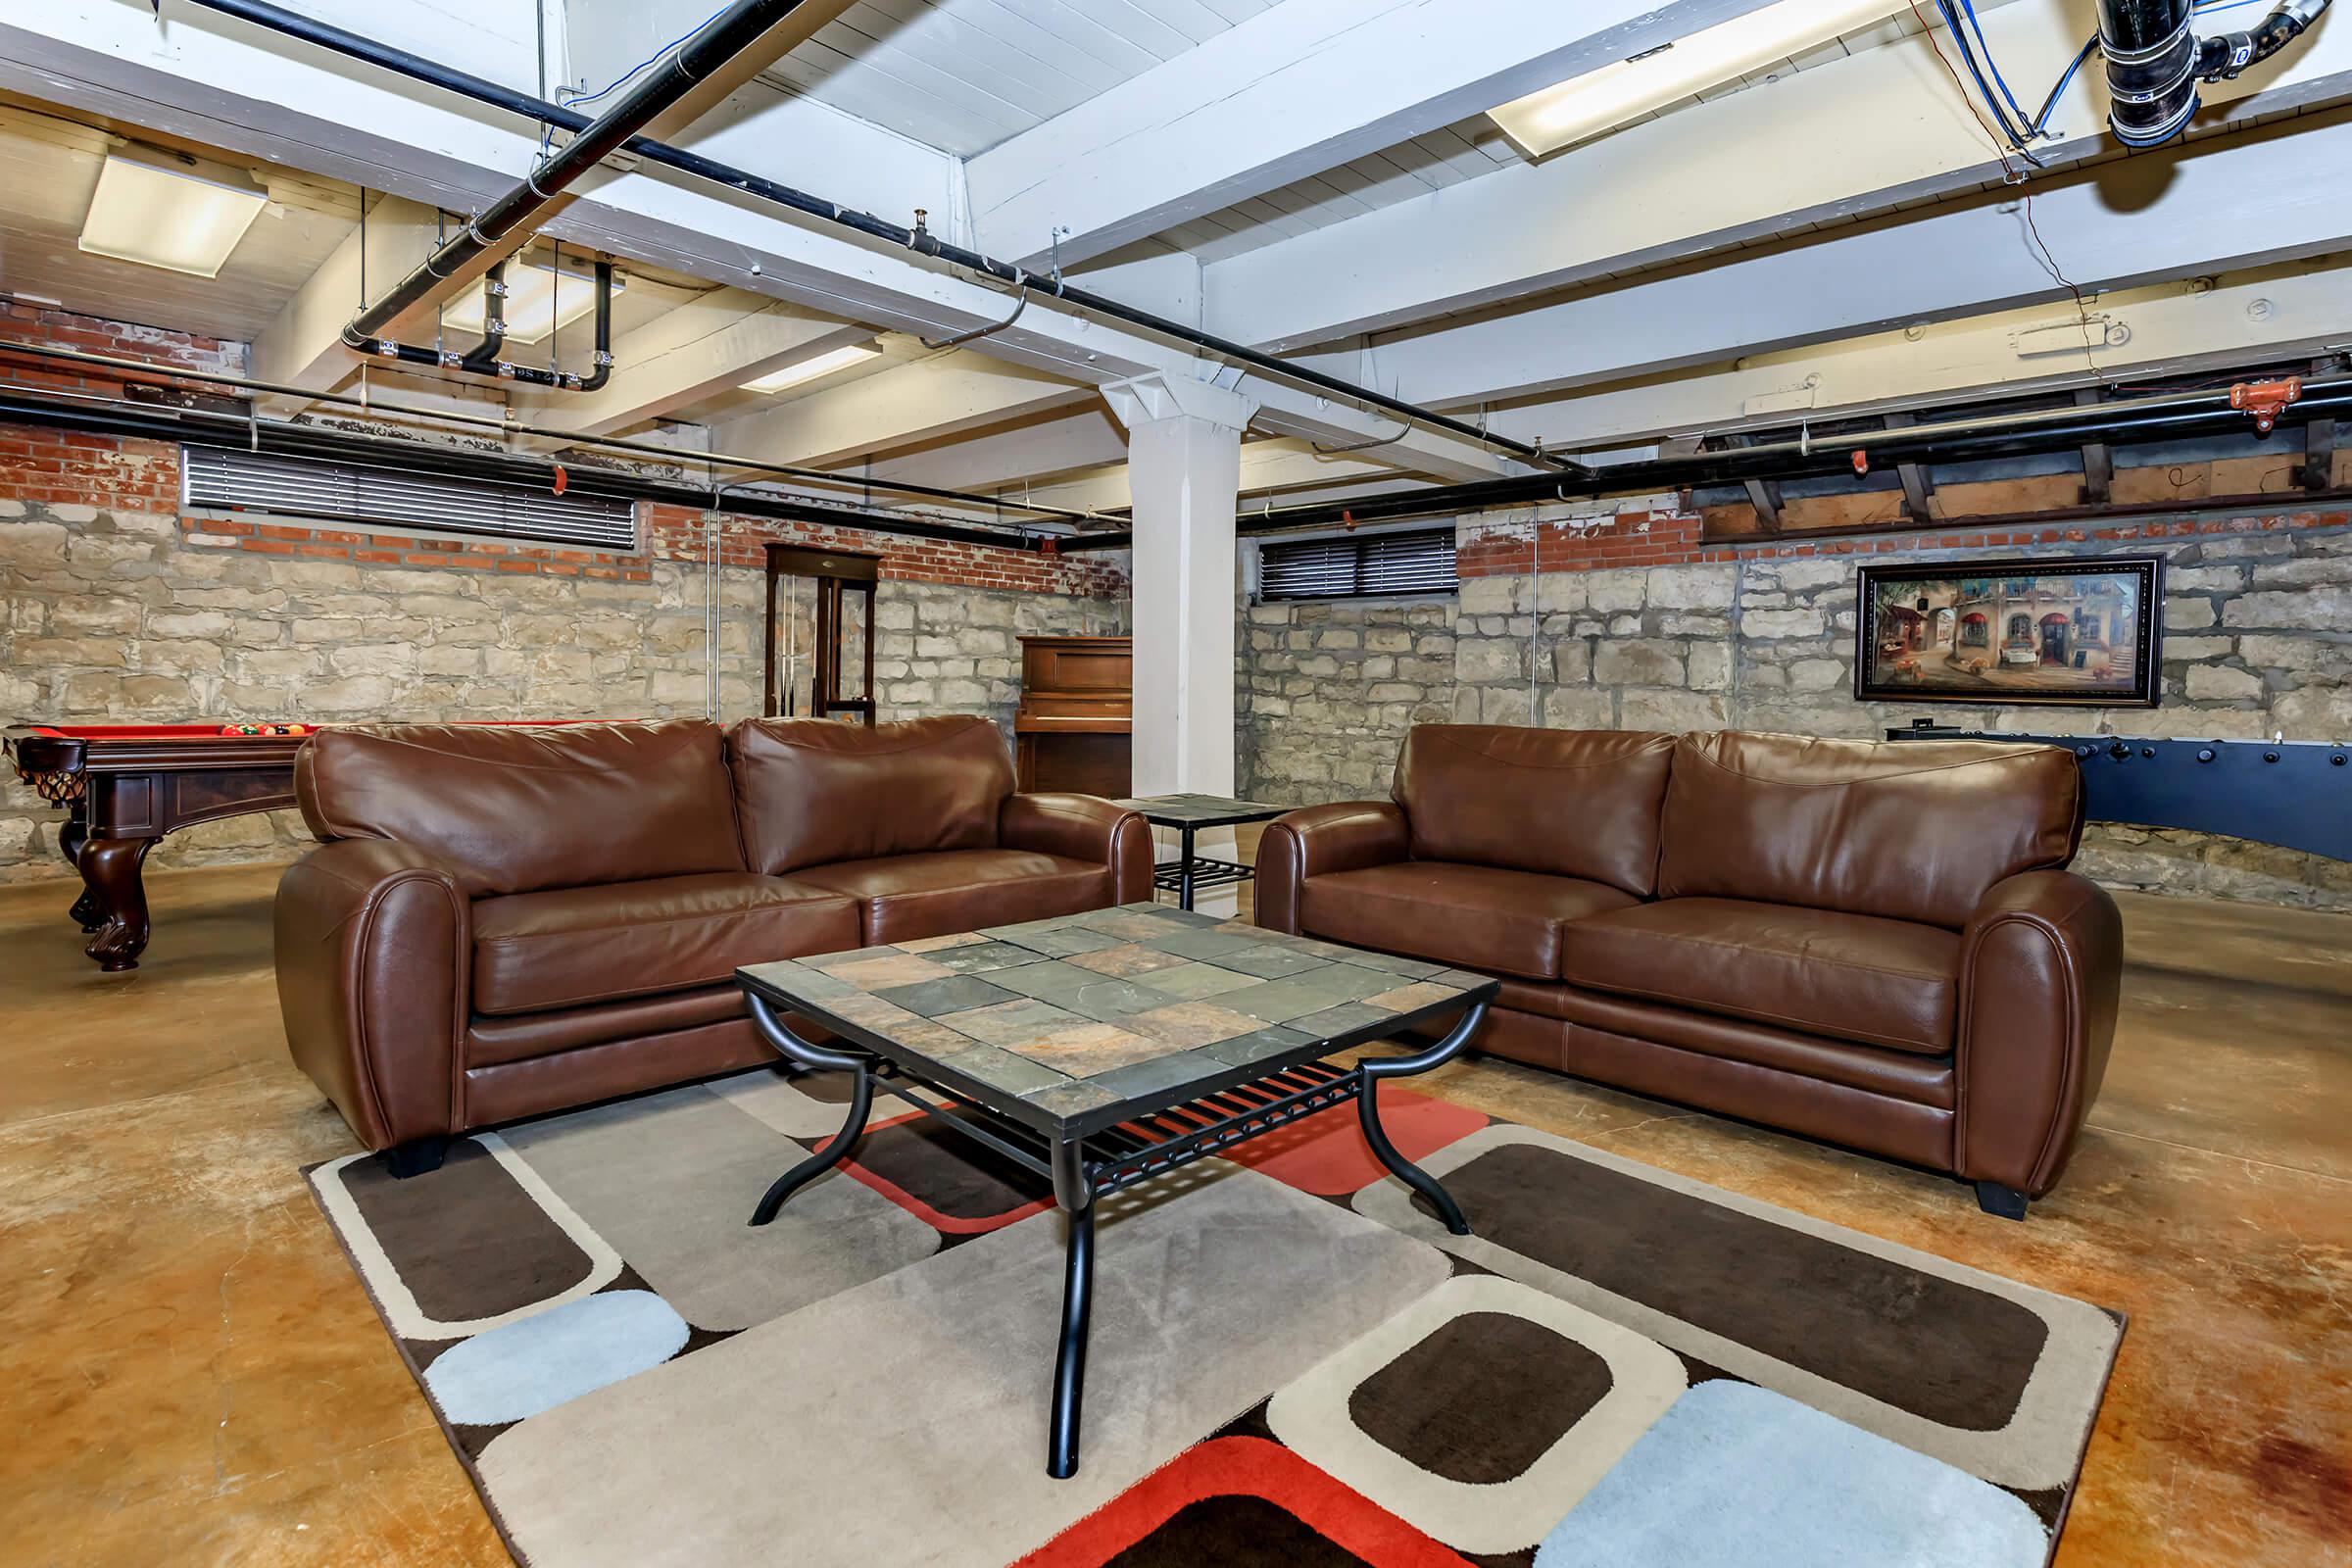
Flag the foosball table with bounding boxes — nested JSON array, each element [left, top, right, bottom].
[[1888, 720, 2352, 862]]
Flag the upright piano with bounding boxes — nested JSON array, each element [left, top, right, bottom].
[[1013, 635, 1132, 796]]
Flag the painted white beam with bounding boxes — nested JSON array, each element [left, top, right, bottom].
[[1306, 108, 2352, 434], [1205, 0, 2352, 350], [717, 354, 1093, 468], [520, 291, 867, 439], [868, 408, 1130, 494], [247, 193, 440, 409], [965, 0, 1779, 268], [1509, 260, 2352, 451], [999, 437, 1425, 515]]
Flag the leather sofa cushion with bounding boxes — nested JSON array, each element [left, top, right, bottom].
[[1560, 897, 1962, 1054], [730, 715, 1013, 876], [791, 849, 1113, 946], [1393, 726, 1676, 896], [1657, 731, 2082, 928], [1298, 860, 1640, 981], [298, 719, 743, 898], [471, 872, 860, 1016]]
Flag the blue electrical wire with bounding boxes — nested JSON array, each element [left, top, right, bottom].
[[1933, 0, 2041, 155], [527, 3, 734, 171], [2028, 38, 2099, 135], [1954, 0, 2037, 129], [562, 2, 733, 111]]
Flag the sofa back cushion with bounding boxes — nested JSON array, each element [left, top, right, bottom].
[[1657, 731, 2083, 928], [1391, 725, 1678, 896], [730, 714, 1013, 875], [297, 719, 742, 898]]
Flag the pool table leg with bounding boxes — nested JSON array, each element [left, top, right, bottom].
[[79, 836, 156, 973], [58, 808, 103, 931]]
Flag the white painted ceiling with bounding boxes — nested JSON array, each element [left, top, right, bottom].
[[760, 0, 1281, 157], [1100, 2, 2028, 268], [0, 101, 362, 343]]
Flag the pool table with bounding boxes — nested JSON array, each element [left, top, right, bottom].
[[6, 723, 313, 972]]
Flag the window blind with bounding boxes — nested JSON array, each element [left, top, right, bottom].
[[1260, 526, 1456, 602], [182, 445, 638, 552]]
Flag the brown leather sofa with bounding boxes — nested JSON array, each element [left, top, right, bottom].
[[1255, 725, 2123, 1218], [276, 714, 1152, 1173]]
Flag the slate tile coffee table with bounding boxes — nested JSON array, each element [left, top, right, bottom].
[[735, 902, 1496, 1479]]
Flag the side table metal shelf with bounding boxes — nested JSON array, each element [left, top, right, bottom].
[[1113, 793, 1288, 910]]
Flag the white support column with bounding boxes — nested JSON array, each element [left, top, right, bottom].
[[1104, 373, 1256, 913]]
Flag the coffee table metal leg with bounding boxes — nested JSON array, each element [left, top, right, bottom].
[[1049, 1137, 1096, 1479], [750, 1059, 871, 1226], [744, 994, 880, 1227], [1177, 823, 1197, 910], [1355, 999, 1490, 1238]]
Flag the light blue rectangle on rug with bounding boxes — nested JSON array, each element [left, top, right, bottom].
[[1535, 1380, 2049, 1568]]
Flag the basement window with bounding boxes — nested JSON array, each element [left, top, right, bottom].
[[181, 444, 639, 553], [1258, 526, 1457, 603]]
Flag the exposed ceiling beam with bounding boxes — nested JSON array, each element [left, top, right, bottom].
[[246, 192, 439, 411], [1406, 260, 2352, 459], [964, 0, 1780, 269], [1204, 0, 2352, 351], [518, 290, 867, 441], [717, 354, 1093, 468], [1302, 109, 2352, 432], [868, 408, 1131, 495], [1002, 438, 1427, 516]]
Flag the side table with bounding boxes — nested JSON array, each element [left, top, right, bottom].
[[1113, 793, 1287, 910]]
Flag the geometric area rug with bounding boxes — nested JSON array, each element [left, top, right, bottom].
[[307, 1065, 2124, 1568]]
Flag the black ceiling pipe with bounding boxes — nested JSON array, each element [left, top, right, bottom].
[[2097, 0, 2333, 146], [2096, 0, 2202, 146], [455, 260, 507, 374], [333, 0, 813, 377], [1051, 375, 2352, 548], [169, 0, 1575, 474], [0, 386, 1052, 552]]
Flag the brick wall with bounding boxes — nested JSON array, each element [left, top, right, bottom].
[[1, 305, 1130, 884], [1243, 492, 2352, 911]]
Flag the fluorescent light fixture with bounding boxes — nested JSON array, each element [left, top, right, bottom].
[[78, 149, 268, 278], [442, 260, 623, 346], [742, 343, 884, 394], [1489, 0, 1913, 158]]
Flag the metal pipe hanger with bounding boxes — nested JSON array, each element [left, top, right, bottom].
[[171, 0, 1573, 472]]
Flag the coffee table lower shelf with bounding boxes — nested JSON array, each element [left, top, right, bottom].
[[740, 991, 1488, 1479]]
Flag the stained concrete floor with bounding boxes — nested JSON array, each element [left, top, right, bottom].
[[2, 860, 2346, 1567]]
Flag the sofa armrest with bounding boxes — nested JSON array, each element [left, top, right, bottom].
[[1955, 869, 2123, 1198], [1000, 793, 1154, 905], [1253, 801, 1410, 934], [275, 838, 471, 1154]]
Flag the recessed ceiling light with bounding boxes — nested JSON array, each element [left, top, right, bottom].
[[742, 343, 884, 394], [441, 260, 623, 347], [78, 149, 268, 278], [1489, 0, 1913, 158]]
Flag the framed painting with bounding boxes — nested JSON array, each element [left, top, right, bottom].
[[1854, 555, 2164, 707]]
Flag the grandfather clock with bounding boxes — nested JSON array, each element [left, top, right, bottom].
[[762, 542, 880, 723]]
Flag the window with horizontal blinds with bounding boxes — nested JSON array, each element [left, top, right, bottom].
[[1259, 526, 1456, 602], [180, 445, 638, 552]]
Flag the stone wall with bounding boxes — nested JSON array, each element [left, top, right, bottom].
[[1, 496, 1126, 883], [1241, 500, 2352, 911]]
